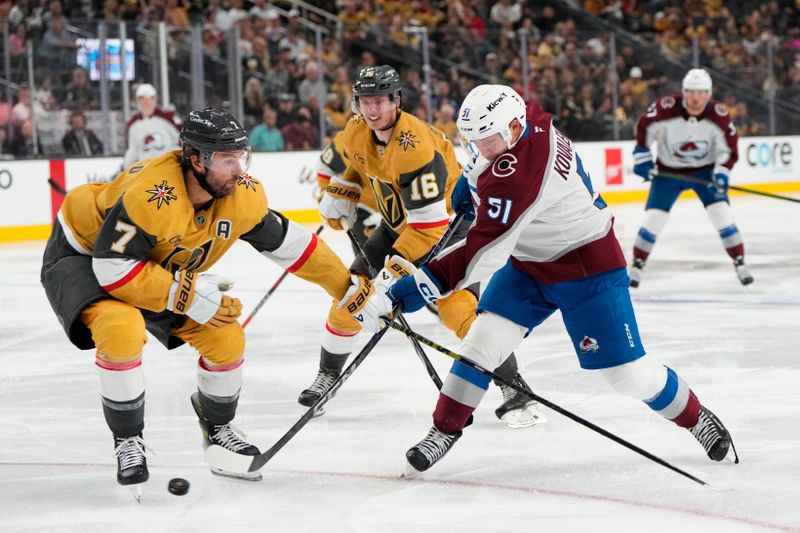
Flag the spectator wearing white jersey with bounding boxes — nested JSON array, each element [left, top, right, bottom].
[[123, 83, 182, 168]]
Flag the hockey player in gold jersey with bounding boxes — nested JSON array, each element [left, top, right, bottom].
[[40, 107, 374, 490], [300, 65, 544, 428], [314, 130, 382, 248]]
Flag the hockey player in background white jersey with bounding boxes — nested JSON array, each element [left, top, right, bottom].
[[354, 84, 738, 473], [123, 83, 182, 168], [630, 68, 753, 287]]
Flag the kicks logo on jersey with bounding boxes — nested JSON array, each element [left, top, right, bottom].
[[237, 174, 259, 191], [395, 130, 418, 151], [672, 139, 710, 161], [146, 180, 177, 209], [579, 336, 599, 353]]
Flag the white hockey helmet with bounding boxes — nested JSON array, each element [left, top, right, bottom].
[[682, 68, 712, 93], [457, 84, 527, 150]]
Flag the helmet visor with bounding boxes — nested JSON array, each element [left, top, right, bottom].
[[204, 146, 253, 176], [459, 131, 505, 159]]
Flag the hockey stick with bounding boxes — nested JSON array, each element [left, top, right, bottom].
[[345, 212, 467, 390], [212, 311, 399, 474], [241, 225, 324, 329], [387, 322, 711, 487], [655, 171, 800, 204], [48, 177, 68, 196]]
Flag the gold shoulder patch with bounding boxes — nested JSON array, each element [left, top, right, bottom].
[[237, 174, 260, 191], [395, 130, 419, 151], [146, 180, 178, 209]]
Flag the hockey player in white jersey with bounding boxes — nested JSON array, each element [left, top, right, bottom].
[[354, 84, 738, 473], [123, 83, 182, 168], [630, 68, 753, 287]]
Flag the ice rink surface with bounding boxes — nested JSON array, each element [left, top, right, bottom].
[[1, 195, 798, 533]]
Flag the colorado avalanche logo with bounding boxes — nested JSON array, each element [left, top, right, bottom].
[[146, 180, 177, 209], [660, 96, 676, 109], [237, 174, 259, 191], [143, 132, 166, 153], [395, 130, 418, 151], [579, 336, 599, 353], [672, 139, 711, 161], [492, 154, 517, 177]]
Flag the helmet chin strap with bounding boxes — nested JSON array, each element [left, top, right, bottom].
[[192, 158, 225, 199], [503, 119, 526, 150]]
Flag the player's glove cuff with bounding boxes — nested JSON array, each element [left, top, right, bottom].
[[387, 266, 446, 313]]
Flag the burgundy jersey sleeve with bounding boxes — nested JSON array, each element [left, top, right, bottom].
[[635, 94, 682, 147], [427, 105, 553, 291], [705, 102, 738, 170]]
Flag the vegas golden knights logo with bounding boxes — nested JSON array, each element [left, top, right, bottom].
[[369, 177, 404, 230], [161, 240, 213, 273]]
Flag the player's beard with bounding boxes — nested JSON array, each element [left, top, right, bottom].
[[195, 168, 233, 199]]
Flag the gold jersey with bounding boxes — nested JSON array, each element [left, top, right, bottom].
[[317, 130, 378, 212], [58, 151, 350, 312], [337, 111, 461, 261]]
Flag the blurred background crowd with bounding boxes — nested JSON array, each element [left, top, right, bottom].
[[1, 0, 799, 158]]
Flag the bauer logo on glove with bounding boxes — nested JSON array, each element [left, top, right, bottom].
[[345, 278, 373, 314], [175, 270, 196, 313], [327, 183, 361, 200]]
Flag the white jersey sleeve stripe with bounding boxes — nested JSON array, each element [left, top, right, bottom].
[[92, 256, 147, 290], [259, 218, 314, 271]]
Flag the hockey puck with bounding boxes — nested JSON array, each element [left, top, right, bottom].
[[168, 478, 190, 496]]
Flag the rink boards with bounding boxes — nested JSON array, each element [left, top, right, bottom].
[[1, 135, 798, 243]]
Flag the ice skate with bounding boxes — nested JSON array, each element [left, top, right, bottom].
[[495, 374, 547, 428], [733, 256, 754, 285], [689, 406, 739, 463], [191, 393, 263, 481], [629, 258, 645, 288], [297, 368, 339, 416], [114, 435, 148, 502], [405, 426, 462, 474]]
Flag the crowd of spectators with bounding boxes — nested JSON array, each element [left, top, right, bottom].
[[587, 0, 800, 135], [2, 0, 799, 158]]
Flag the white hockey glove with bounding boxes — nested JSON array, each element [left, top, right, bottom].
[[336, 273, 375, 315], [320, 176, 360, 231], [167, 271, 242, 328], [351, 255, 416, 333], [350, 289, 395, 334], [337, 273, 391, 333], [374, 255, 416, 292]]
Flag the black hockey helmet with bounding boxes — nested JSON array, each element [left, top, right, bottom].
[[180, 106, 249, 166], [351, 65, 402, 114]]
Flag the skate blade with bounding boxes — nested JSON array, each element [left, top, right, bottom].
[[130, 484, 143, 503], [501, 405, 548, 429], [400, 461, 424, 479], [723, 442, 740, 464], [311, 405, 326, 418], [210, 467, 263, 481], [204, 444, 258, 478]]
